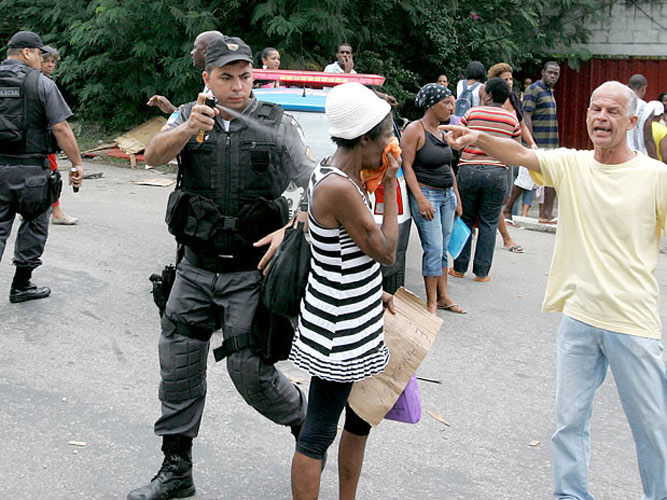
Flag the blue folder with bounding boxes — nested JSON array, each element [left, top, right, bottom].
[[448, 217, 471, 259]]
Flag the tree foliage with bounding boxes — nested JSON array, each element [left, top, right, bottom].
[[0, 0, 600, 128]]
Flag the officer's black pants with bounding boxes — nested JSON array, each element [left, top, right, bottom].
[[154, 258, 306, 438], [0, 164, 50, 271]]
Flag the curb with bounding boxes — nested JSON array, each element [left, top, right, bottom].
[[508, 216, 557, 234]]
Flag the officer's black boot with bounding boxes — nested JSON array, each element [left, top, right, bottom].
[[9, 267, 50, 304], [127, 435, 195, 500]]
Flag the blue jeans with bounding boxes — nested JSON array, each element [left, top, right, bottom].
[[521, 188, 533, 207], [453, 164, 507, 278], [553, 315, 667, 500], [409, 186, 457, 276]]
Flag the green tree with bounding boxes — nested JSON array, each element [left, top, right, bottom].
[[0, 0, 600, 127]]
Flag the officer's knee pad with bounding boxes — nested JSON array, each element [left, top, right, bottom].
[[158, 315, 209, 403]]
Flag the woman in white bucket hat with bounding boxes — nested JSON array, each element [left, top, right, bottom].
[[290, 82, 400, 500]]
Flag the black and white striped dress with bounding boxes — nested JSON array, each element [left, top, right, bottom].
[[289, 163, 390, 383]]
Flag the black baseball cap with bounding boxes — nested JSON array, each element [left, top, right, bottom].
[[8, 31, 47, 52], [205, 36, 253, 68]]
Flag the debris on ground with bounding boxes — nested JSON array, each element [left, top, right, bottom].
[[79, 117, 166, 168], [416, 375, 441, 384], [131, 178, 175, 187], [114, 117, 166, 155], [426, 409, 452, 427]]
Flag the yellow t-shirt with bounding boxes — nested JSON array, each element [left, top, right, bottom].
[[652, 121, 667, 162], [538, 148, 667, 338]]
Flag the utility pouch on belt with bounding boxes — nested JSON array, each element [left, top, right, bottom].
[[165, 190, 223, 248], [17, 168, 60, 220]]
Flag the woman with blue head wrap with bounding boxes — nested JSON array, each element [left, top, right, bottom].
[[400, 83, 467, 314]]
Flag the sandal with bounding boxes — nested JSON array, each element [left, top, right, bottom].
[[52, 213, 79, 225], [503, 245, 524, 253], [474, 275, 491, 282], [539, 217, 558, 225], [438, 303, 467, 314], [448, 268, 464, 278]]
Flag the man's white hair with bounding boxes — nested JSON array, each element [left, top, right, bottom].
[[590, 81, 637, 117]]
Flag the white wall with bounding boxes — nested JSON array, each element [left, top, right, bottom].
[[579, 0, 667, 56]]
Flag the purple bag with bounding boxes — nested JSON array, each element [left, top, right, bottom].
[[384, 375, 421, 423]]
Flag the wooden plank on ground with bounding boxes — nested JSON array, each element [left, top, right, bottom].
[[114, 116, 167, 154]]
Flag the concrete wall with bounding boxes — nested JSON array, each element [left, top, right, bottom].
[[579, 0, 667, 56]]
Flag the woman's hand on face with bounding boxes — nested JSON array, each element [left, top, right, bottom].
[[417, 196, 435, 220], [383, 147, 401, 182], [381, 291, 396, 314]]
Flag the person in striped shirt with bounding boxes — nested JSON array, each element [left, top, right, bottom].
[[448, 78, 521, 282], [290, 82, 399, 500], [523, 61, 560, 223]]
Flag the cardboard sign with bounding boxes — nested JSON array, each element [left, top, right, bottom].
[[349, 287, 442, 426]]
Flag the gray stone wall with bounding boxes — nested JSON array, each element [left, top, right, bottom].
[[579, 0, 667, 56]]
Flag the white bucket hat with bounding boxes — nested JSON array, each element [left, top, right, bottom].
[[326, 82, 391, 140]]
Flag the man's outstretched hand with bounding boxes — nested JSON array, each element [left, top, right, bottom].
[[439, 124, 479, 151]]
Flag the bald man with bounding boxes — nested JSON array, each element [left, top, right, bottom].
[[147, 30, 223, 115], [444, 81, 667, 500]]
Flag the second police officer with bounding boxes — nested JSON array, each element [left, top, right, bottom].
[[127, 35, 316, 500], [0, 31, 84, 304]]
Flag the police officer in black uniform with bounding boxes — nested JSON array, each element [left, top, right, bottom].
[[127, 36, 315, 500], [0, 31, 83, 303]]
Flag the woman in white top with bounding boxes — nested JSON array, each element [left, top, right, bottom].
[[455, 61, 486, 108], [290, 82, 399, 500]]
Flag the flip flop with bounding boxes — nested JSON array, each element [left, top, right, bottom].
[[448, 268, 464, 278], [539, 218, 558, 225], [438, 303, 467, 314], [474, 275, 491, 282], [503, 245, 524, 253]]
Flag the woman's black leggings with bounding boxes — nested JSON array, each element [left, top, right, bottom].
[[296, 376, 371, 460]]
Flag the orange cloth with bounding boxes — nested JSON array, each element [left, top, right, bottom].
[[361, 137, 401, 194]]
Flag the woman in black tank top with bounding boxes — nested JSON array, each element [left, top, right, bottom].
[[401, 83, 466, 314]]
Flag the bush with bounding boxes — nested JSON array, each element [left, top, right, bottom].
[[1, 0, 598, 128]]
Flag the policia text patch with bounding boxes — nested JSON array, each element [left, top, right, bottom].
[[0, 87, 21, 98]]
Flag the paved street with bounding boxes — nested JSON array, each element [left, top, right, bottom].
[[1, 161, 664, 500]]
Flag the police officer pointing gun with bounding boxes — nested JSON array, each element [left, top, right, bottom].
[[127, 35, 315, 500], [0, 31, 83, 303]]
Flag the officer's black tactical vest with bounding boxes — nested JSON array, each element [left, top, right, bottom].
[[0, 63, 52, 157], [171, 99, 290, 260]]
